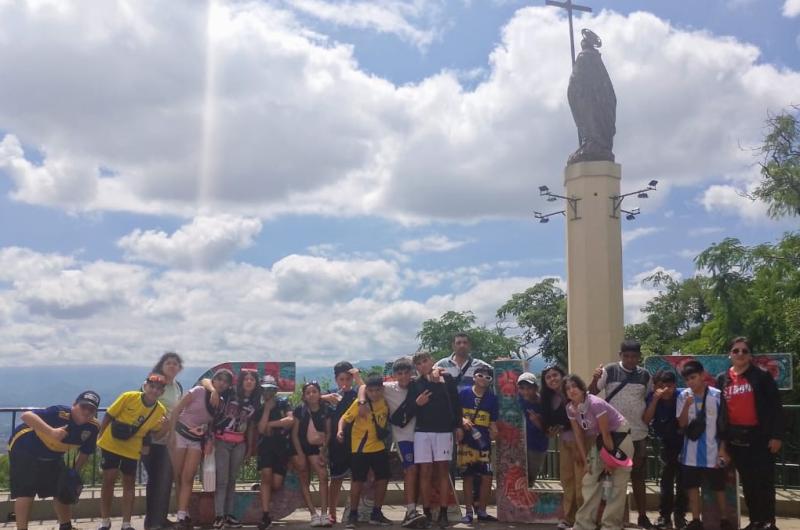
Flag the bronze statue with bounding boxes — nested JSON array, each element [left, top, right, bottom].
[[567, 29, 616, 165]]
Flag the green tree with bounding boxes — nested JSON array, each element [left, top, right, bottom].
[[496, 278, 568, 365], [416, 310, 520, 362], [752, 106, 800, 219]]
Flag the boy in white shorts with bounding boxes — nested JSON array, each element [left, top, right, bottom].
[[404, 352, 463, 529]]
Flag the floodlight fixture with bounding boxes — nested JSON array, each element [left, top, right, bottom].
[[611, 180, 659, 219]]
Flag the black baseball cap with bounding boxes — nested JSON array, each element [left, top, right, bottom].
[[75, 391, 100, 409]]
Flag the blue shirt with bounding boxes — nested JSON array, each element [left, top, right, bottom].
[[8, 405, 99, 460], [459, 387, 498, 451], [519, 398, 549, 452], [646, 389, 683, 450]]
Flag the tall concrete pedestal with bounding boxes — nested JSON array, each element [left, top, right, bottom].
[[564, 161, 624, 379]]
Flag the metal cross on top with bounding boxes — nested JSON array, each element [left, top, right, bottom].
[[545, 0, 593, 65]]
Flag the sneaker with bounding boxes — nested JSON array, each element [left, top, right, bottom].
[[369, 510, 392, 526], [224, 516, 242, 529], [673, 516, 686, 530], [401, 510, 426, 528], [557, 522, 570, 530], [436, 511, 448, 529], [684, 521, 703, 530], [655, 515, 671, 529], [311, 513, 323, 527], [346, 512, 359, 529], [98, 526, 111, 530], [460, 513, 473, 524], [760, 524, 780, 530], [178, 518, 193, 530], [476, 512, 497, 522], [212, 517, 225, 530], [638, 515, 654, 529], [258, 515, 272, 530]]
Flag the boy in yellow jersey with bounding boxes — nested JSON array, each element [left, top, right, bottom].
[[337, 375, 392, 528], [8, 390, 101, 530], [97, 374, 167, 530]]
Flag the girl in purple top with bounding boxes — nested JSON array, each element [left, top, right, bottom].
[[541, 366, 585, 530], [170, 369, 233, 530], [564, 374, 633, 530]]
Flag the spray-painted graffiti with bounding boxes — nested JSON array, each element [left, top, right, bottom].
[[644, 353, 792, 390]]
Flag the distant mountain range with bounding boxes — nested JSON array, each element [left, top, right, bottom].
[[0, 361, 387, 452]]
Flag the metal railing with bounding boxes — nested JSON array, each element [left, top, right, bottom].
[[2, 405, 799, 490]]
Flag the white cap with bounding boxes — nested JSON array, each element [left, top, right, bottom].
[[517, 372, 538, 386]]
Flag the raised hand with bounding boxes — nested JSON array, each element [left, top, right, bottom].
[[416, 390, 433, 406]]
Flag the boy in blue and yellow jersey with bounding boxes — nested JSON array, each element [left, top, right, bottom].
[[457, 364, 499, 524], [8, 390, 101, 530], [97, 374, 167, 530], [337, 375, 392, 529]]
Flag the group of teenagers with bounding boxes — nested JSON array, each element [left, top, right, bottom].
[[6, 335, 785, 530]]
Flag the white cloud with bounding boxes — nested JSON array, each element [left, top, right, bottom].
[[622, 227, 661, 247], [284, 0, 444, 48], [0, 3, 797, 222], [687, 226, 724, 237], [400, 234, 469, 253], [624, 266, 683, 324], [699, 184, 770, 221], [118, 215, 263, 269], [784, 0, 800, 17]]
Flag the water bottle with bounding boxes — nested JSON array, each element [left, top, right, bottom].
[[601, 472, 613, 502]]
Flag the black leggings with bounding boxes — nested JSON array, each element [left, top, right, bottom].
[[142, 444, 174, 530]]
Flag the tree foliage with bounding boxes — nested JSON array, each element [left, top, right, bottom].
[[416, 310, 520, 362], [752, 106, 800, 219], [496, 278, 567, 365]]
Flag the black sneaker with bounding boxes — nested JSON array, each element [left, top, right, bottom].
[[436, 511, 448, 529], [423, 509, 433, 529], [346, 513, 359, 529], [401, 510, 426, 528], [655, 515, 670, 529], [638, 515, 654, 529], [178, 518, 194, 530], [760, 524, 780, 530], [684, 520, 703, 530], [476, 512, 497, 522], [258, 515, 272, 530], [719, 519, 735, 530], [369, 510, 392, 526], [673, 515, 686, 530], [225, 516, 242, 529], [212, 517, 225, 530]]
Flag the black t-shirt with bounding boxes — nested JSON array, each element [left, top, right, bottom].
[[406, 374, 462, 433], [293, 405, 329, 448], [256, 397, 291, 441], [327, 388, 357, 444]]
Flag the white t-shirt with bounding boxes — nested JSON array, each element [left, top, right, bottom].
[[434, 354, 492, 392], [597, 362, 652, 441], [676, 386, 721, 468], [382, 381, 415, 442]]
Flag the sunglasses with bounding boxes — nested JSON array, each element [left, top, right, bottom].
[[578, 410, 590, 431], [731, 348, 750, 355], [474, 373, 493, 382]]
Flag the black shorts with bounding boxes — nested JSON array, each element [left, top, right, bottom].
[[9, 450, 64, 500], [681, 465, 726, 491], [101, 449, 138, 476], [461, 461, 493, 477], [329, 438, 351, 479], [350, 451, 390, 482], [258, 436, 292, 476]]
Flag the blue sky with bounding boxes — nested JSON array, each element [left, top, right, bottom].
[[0, 0, 797, 367]]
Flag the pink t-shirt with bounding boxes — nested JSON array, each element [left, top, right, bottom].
[[177, 386, 215, 429], [566, 394, 627, 436]]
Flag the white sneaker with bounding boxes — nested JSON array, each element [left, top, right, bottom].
[[310, 513, 322, 527], [557, 522, 570, 530]]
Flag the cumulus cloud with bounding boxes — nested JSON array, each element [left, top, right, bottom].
[[400, 234, 469, 253], [118, 215, 262, 269], [784, 0, 800, 17], [699, 184, 770, 221], [624, 266, 683, 324], [0, 3, 797, 222], [284, 0, 444, 47], [622, 227, 661, 247]]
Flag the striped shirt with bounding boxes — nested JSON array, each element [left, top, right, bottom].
[[676, 386, 721, 468]]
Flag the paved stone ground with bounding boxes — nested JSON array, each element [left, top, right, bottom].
[[8, 507, 800, 530]]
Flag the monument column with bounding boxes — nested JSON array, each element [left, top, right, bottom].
[[564, 161, 624, 379]]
